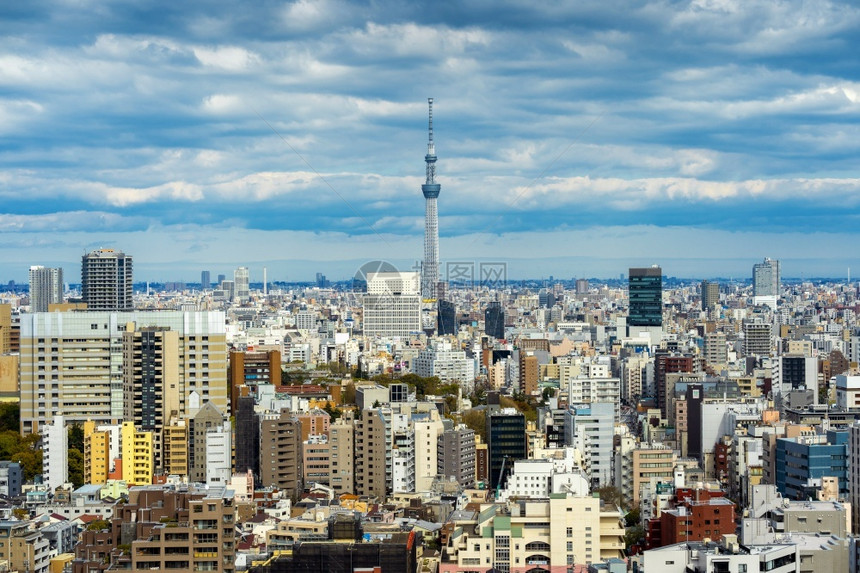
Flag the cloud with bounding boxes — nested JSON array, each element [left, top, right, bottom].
[[1, 0, 860, 280]]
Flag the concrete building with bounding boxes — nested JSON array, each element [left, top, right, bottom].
[[44, 414, 67, 491], [441, 495, 625, 571], [362, 271, 421, 338], [644, 540, 799, 573], [0, 461, 22, 498], [234, 266, 250, 303], [302, 435, 330, 486], [328, 415, 355, 495], [836, 375, 860, 409], [413, 340, 476, 384], [753, 257, 780, 308], [355, 409, 387, 499], [701, 280, 719, 311], [81, 248, 133, 310], [0, 521, 50, 573], [484, 301, 505, 340], [73, 485, 236, 573], [19, 310, 228, 434], [565, 402, 615, 488], [743, 319, 773, 357], [438, 425, 476, 488], [259, 410, 302, 501], [162, 420, 188, 477], [703, 332, 727, 369], [28, 266, 63, 312], [120, 421, 154, 486], [228, 349, 280, 409], [189, 402, 227, 483], [776, 430, 848, 500], [205, 421, 232, 486]]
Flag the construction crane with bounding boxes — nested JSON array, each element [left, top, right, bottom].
[[495, 455, 510, 500]]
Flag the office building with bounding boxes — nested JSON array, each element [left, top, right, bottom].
[[200, 270, 210, 290], [565, 402, 615, 487], [575, 278, 589, 294], [775, 431, 848, 500], [421, 98, 441, 300], [487, 409, 527, 491], [81, 248, 133, 310], [485, 301, 505, 340], [362, 271, 421, 338], [413, 340, 476, 383], [29, 266, 63, 312], [234, 395, 260, 479], [437, 299, 457, 335], [19, 310, 227, 435], [234, 266, 250, 303], [701, 280, 719, 311], [628, 266, 662, 343], [753, 257, 780, 308]]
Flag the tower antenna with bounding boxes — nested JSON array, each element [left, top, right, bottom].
[[421, 98, 441, 301]]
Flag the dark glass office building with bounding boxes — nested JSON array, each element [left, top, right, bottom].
[[628, 266, 663, 327], [485, 301, 505, 340], [487, 410, 526, 491], [437, 299, 457, 335]]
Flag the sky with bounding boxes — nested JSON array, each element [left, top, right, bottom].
[[2, 0, 859, 283]]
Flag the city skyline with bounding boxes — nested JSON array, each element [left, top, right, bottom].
[[2, 1, 859, 281]]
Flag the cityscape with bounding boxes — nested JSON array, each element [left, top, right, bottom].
[[3, 2, 860, 573]]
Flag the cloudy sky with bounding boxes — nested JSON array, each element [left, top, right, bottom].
[[2, 0, 859, 283]]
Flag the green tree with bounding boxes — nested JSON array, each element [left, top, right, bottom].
[[624, 524, 645, 549], [68, 423, 84, 452], [11, 449, 42, 481], [69, 448, 84, 488], [625, 507, 641, 528], [461, 410, 487, 442], [595, 485, 624, 510], [0, 403, 20, 432]]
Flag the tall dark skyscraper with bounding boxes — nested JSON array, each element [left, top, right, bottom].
[[421, 98, 441, 301], [437, 299, 456, 335], [485, 301, 505, 340], [487, 410, 526, 491], [81, 248, 133, 310], [628, 266, 662, 327], [201, 270, 210, 290]]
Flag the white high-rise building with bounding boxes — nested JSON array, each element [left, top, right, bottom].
[[413, 340, 476, 383], [81, 249, 133, 310], [753, 257, 780, 308], [44, 414, 68, 490], [362, 271, 421, 338], [234, 267, 250, 303], [205, 421, 232, 486], [29, 266, 63, 312]]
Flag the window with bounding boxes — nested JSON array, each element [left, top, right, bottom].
[[566, 527, 573, 537]]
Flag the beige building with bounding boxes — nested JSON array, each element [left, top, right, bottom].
[[260, 410, 303, 501], [442, 495, 625, 571], [630, 445, 676, 506], [19, 311, 227, 434], [328, 415, 355, 495], [0, 520, 50, 573], [355, 409, 387, 499], [162, 420, 189, 477]]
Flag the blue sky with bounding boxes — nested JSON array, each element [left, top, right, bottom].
[[2, 0, 859, 282]]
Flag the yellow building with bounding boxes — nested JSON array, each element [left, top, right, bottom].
[[162, 419, 189, 477], [121, 422, 154, 486], [84, 420, 111, 485]]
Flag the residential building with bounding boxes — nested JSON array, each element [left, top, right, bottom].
[[701, 280, 719, 311], [19, 310, 228, 434], [0, 461, 22, 497], [753, 257, 780, 308], [234, 266, 250, 303], [328, 414, 355, 495], [44, 414, 67, 491], [413, 340, 476, 384], [0, 520, 50, 573], [120, 421, 154, 486], [438, 425, 476, 488], [29, 266, 63, 312], [81, 248, 133, 310], [259, 410, 303, 501]]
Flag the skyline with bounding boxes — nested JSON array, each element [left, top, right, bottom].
[[2, 1, 860, 281]]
